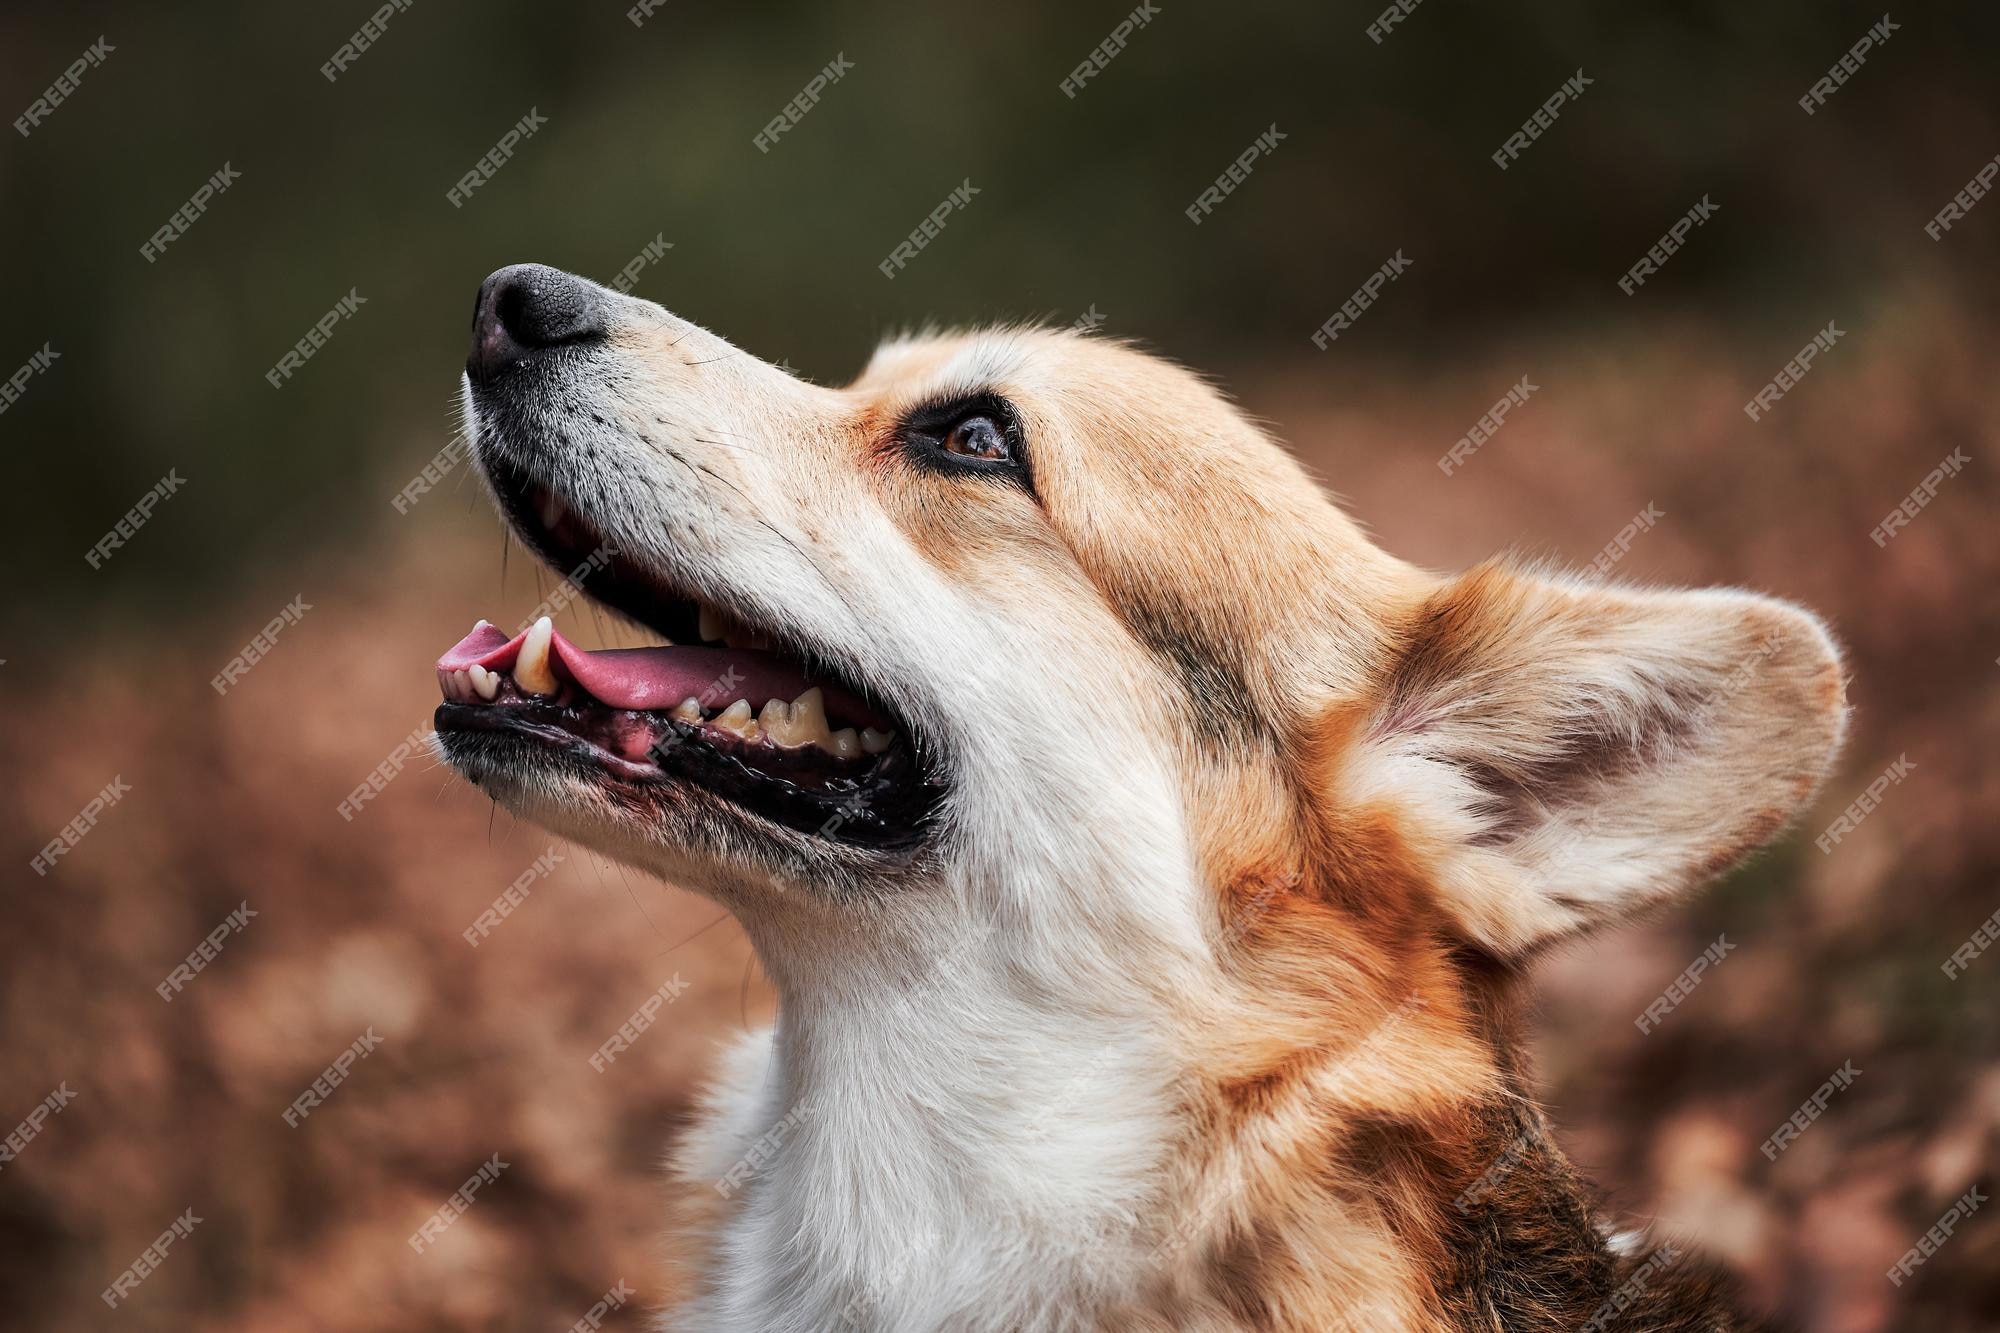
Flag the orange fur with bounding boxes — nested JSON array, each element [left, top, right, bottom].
[[455, 300, 1843, 1330]]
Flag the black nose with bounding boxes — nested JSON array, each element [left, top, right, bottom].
[[467, 264, 608, 384]]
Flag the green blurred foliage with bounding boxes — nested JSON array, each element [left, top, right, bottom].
[[2, 0, 1996, 624]]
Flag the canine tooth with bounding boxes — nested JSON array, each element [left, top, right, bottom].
[[787, 687, 832, 746], [698, 606, 726, 643], [538, 490, 564, 529], [672, 697, 704, 723], [515, 616, 559, 695], [713, 699, 756, 737], [828, 728, 861, 759], [860, 727, 894, 754], [758, 698, 799, 745], [469, 664, 500, 700]]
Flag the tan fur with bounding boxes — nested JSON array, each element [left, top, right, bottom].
[[795, 333, 1832, 1326], [454, 302, 1845, 1330]]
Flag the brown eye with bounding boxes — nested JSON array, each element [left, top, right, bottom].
[[901, 395, 1030, 488], [943, 414, 1011, 461]]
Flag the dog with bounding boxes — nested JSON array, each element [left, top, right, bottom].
[[436, 264, 1848, 1331]]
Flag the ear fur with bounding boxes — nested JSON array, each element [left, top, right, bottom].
[[1338, 562, 1849, 954]]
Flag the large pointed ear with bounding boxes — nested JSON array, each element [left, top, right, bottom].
[[1337, 563, 1849, 955]]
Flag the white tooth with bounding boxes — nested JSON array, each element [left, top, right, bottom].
[[474, 619, 491, 632], [713, 699, 756, 737], [828, 728, 861, 759], [515, 616, 559, 696], [758, 698, 798, 745], [538, 490, 564, 529], [452, 669, 469, 700], [698, 606, 726, 643], [788, 688, 832, 746], [469, 664, 500, 700], [860, 727, 894, 754], [672, 697, 704, 723]]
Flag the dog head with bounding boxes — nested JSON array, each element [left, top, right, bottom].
[[437, 263, 1846, 997]]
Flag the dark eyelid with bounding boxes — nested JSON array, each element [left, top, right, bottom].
[[899, 390, 1019, 440], [897, 391, 1033, 490]]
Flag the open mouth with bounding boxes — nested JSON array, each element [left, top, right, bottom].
[[434, 454, 938, 850]]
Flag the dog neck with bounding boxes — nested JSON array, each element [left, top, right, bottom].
[[702, 864, 1529, 1329], [690, 839, 1204, 1325]]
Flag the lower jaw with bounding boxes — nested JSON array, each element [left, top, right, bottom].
[[435, 701, 936, 849]]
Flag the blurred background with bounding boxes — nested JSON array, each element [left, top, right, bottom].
[[2, 1, 1996, 1328]]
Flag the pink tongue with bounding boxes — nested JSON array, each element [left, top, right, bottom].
[[436, 623, 887, 729]]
